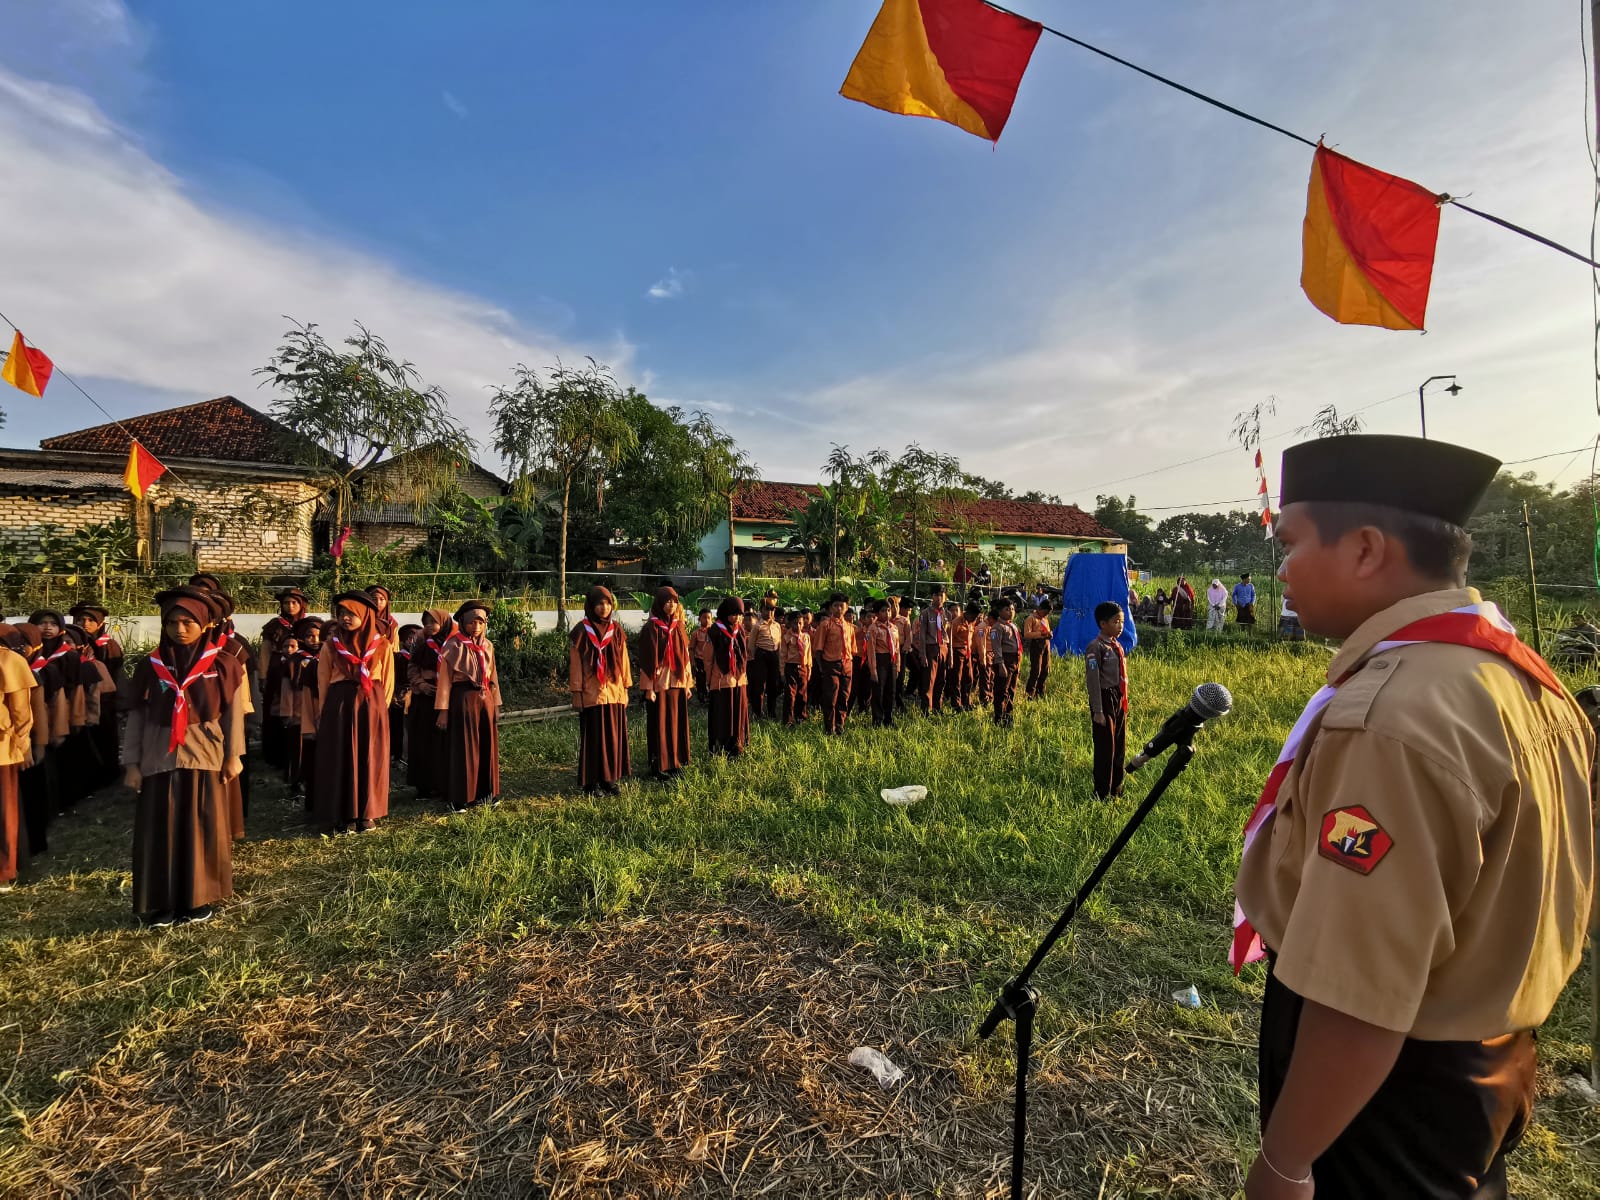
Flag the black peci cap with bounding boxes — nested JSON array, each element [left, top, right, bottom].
[[1280, 435, 1499, 527]]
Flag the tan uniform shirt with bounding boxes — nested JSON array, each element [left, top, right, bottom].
[[1235, 587, 1596, 1040], [0, 648, 36, 767], [568, 636, 631, 708], [1024, 614, 1052, 647], [1085, 634, 1126, 717], [315, 637, 397, 726], [893, 614, 914, 661], [974, 620, 994, 665], [747, 614, 782, 654], [990, 621, 1021, 661], [780, 629, 811, 676], [123, 673, 249, 775], [690, 627, 711, 669], [813, 617, 855, 668], [914, 607, 951, 663]]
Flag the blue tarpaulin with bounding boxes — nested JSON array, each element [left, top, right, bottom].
[[1051, 552, 1137, 657]]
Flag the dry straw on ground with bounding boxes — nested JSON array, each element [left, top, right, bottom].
[[13, 904, 1246, 1198]]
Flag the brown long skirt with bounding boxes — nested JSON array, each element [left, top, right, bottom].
[[406, 696, 446, 798], [20, 755, 53, 856], [0, 764, 24, 884], [707, 686, 748, 756], [132, 768, 233, 915], [645, 689, 691, 774], [314, 680, 390, 831], [92, 698, 119, 788], [444, 687, 500, 809], [578, 703, 630, 790]]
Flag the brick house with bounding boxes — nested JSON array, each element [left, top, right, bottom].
[[0, 396, 502, 574], [347, 447, 507, 554]]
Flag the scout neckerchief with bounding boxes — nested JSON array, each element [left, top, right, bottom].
[[712, 620, 738, 673], [147, 639, 222, 753], [996, 620, 1019, 656], [448, 631, 495, 686], [30, 642, 70, 674], [1230, 600, 1563, 973], [329, 630, 380, 693], [1096, 634, 1129, 715], [879, 620, 899, 664], [649, 615, 683, 673], [578, 619, 614, 684]]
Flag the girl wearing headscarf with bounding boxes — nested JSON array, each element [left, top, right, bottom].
[[406, 609, 453, 800], [438, 600, 504, 809], [391, 622, 420, 765], [568, 587, 630, 795], [637, 586, 692, 781], [290, 616, 325, 813], [706, 597, 750, 757], [0, 626, 38, 891], [314, 591, 395, 833], [69, 603, 122, 788], [1171, 575, 1196, 630], [198, 590, 254, 839], [370, 585, 402, 649], [12, 624, 52, 855], [1206, 579, 1229, 632], [59, 625, 116, 807], [123, 587, 247, 925], [259, 588, 307, 769]]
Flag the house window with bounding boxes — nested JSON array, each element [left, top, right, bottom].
[[1038, 546, 1055, 555], [158, 511, 193, 558], [994, 543, 1017, 553]]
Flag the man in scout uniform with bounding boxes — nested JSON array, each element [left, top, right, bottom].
[[1234, 435, 1594, 1199], [912, 584, 951, 715], [745, 599, 783, 720]]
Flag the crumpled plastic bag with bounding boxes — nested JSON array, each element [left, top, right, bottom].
[[848, 1046, 904, 1088], [1172, 985, 1202, 1009], [880, 785, 927, 806]]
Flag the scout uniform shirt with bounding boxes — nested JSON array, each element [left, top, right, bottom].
[[865, 618, 900, 674], [1085, 633, 1126, 717], [813, 615, 855, 672], [1023, 613, 1052, 648], [990, 619, 1021, 662], [914, 606, 949, 664], [747, 612, 782, 655], [690, 626, 711, 671], [1235, 587, 1595, 1040], [893, 612, 914, 661], [780, 628, 811, 679]]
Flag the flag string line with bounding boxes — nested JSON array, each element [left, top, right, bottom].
[[981, 1, 1600, 270], [0, 307, 192, 491]]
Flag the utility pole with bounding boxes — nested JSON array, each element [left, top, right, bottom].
[[1589, 0, 1599, 1092], [1520, 501, 1543, 657]]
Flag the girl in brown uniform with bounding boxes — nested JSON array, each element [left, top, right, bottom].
[[68, 603, 122, 787], [436, 601, 502, 811], [314, 591, 395, 833], [0, 630, 38, 891], [706, 597, 750, 756], [406, 609, 453, 800], [638, 586, 692, 781], [123, 587, 247, 925], [569, 587, 632, 793], [290, 617, 324, 813], [258, 588, 306, 768]]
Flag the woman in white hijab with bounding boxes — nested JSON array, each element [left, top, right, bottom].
[[1206, 579, 1228, 632]]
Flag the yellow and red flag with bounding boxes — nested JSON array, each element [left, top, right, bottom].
[[1301, 143, 1442, 331], [124, 440, 166, 499], [840, 0, 1042, 143], [1, 330, 54, 397]]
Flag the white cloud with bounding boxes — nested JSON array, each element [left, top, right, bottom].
[[441, 89, 468, 120], [0, 64, 628, 459], [646, 268, 686, 301]]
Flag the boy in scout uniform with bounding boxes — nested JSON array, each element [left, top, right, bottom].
[[1234, 435, 1594, 1199], [745, 600, 783, 720], [1085, 601, 1127, 800], [812, 594, 855, 736], [912, 585, 951, 715], [943, 601, 973, 712]]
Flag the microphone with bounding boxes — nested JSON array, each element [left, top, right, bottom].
[[1127, 682, 1233, 772]]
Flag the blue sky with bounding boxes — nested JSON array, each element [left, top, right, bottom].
[[0, 0, 1593, 511]]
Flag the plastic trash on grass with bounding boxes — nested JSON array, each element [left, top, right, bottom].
[[880, 785, 927, 806], [1172, 985, 1202, 1009], [848, 1046, 904, 1088]]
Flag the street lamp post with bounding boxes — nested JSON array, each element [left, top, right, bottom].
[[1417, 375, 1463, 439]]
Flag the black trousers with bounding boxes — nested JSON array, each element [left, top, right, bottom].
[[1259, 968, 1533, 1199], [1026, 644, 1051, 698], [817, 659, 850, 734], [872, 654, 898, 726], [751, 647, 782, 718], [992, 655, 1018, 724], [1091, 690, 1126, 798]]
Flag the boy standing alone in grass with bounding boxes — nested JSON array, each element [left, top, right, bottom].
[[1086, 601, 1127, 800]]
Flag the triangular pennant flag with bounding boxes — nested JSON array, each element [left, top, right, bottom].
[[124, 440, 167, 499], [1, 330, 54, 397], [840, 0, 1042, 143], [1301, 142, 1442, 331]]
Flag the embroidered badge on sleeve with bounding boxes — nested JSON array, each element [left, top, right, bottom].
[[1317, 806, 1394, 875]]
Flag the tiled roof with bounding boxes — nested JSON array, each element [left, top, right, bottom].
[[730, 480, 1121, 541], [41, 396, 307, 466], [0, 466, 124, 493]]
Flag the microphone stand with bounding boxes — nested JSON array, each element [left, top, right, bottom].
[[977, 739, 1199, 1200]]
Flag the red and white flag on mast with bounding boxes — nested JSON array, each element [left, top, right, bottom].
[[1255, 451, 1274, 539]]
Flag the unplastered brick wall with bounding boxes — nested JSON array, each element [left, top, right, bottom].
[[151, 476, 319, 572], [350, 521, 428, 554], [0, 493, 130, 542]]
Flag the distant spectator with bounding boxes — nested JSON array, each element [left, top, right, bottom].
[[1279, 595, 1305, 641], [1232, 573, 1257, 626], [1206, 579, 1228, 632], [1172, 576, 1196, 630]]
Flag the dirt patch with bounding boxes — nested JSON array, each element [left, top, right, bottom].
[[12, 906, 1245, 1198]]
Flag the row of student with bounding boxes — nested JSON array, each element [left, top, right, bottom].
[[564, 584, 1093, 797]]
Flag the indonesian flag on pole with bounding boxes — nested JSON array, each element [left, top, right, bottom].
[[124, 439, 167, 499], [1255, 450, 1274, 539]]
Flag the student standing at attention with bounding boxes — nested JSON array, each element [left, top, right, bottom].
[[314, 591, 395, 833], [405, 610, 453, 800], [990, 600, 1021, 727], [943, 600, 972, 713], [1086, 601, 1128, 801], [437, 601, 502, 810], [689, 607, 713, 707], [779, 610, 811, 727], [0, 629, 36, 892], [913, 584, 951, 715], [291, 616, 324, 814], [811, 594, 855, 735], [1023, 600, 1054, 700], [705, 597, 750, 756], [124, 587, 247, 925], [258, 588, 306, 769], [638, 586, 692, 781], [68, 603, 121, 788], [865, 599, 900, 728], [569, 586, 631, 794], [746, 598, 783, 720]]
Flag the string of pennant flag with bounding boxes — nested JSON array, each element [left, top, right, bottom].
[[840, 0, 1599, 332]]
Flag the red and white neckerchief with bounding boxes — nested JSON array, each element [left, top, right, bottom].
[[30, 643, 70, 674], [713, 621, 739, 673], [879, 621, 899, 664], [932, 610, 945, 650], [147, 641, 222, 753], [94, 633, 112, 650], [1103, 636, 1129, 715], [448, 631, 495, 686], [578, 619, 614, 684], [329, 632, 380, 693], [649, 616, 683, 673], [1230, 600, 1563, 973]]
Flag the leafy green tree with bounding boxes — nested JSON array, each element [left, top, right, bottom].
[[882, 444, 969, 598], [490, 359, 638, 630], [256, 319, 470, 586], [686, 412, 758, 588], [1093, 495, 1154, 564]]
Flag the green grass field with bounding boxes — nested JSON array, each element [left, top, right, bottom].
[[1, 638, 1597, 1197]]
